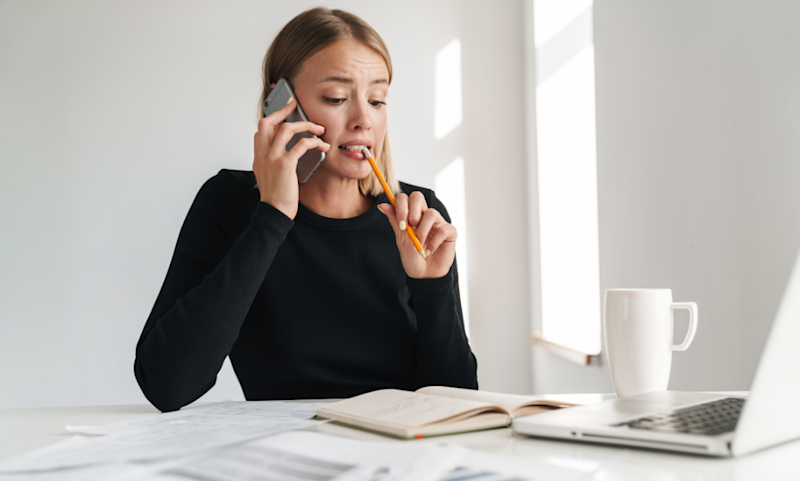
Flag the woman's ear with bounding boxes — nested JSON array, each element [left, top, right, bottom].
[[270, 82, 276, 88]]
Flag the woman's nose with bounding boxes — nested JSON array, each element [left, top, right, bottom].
[[347, 100, 373, 131]]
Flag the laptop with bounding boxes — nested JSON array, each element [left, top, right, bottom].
[[513, 250, 800, 457]]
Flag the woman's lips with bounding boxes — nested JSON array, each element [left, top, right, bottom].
[[338, 145, 368, 160]]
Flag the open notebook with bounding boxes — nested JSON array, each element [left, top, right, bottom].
[[316, 386, 575, 439]]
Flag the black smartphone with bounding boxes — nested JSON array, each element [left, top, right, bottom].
[[262, 78, 326, 183]]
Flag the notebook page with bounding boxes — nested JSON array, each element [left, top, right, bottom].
[[317, 389, 504, 429], [416, 386, 573, 414]]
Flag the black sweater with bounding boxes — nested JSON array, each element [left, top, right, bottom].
[[134, 170, 478, 412]]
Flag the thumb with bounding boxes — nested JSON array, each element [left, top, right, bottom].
[[377, 203, 401, 236]]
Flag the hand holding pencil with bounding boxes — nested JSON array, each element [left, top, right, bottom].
[[364, 147, 457, 280]]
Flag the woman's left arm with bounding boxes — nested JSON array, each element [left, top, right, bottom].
[[378, 191, 478, 389]]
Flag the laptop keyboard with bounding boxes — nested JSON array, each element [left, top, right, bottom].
[[614, 397, 745, 436]]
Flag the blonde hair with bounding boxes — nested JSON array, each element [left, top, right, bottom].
[[259, 7, 400, 197]]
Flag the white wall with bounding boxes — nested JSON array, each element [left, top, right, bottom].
[[530, 0, 800, 393], [0, 0, 533, 408], [11, 0, 790, 408], [460, 0, 533, 395]]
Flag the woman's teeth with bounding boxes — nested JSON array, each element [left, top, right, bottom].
[[339, 145, 367, 152]]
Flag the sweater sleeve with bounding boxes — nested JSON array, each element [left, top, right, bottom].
[[406, 191, 478, 390], [134, 171, 293, 412]]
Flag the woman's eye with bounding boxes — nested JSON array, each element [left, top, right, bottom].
[[324, 97, 345, 105], [370, 100, 387, 108]]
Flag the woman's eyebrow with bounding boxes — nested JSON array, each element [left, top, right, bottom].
[[320, 76, 389, 85]]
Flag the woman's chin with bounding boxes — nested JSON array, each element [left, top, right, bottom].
[[332, 159, 373, 179], [313, 164, 372, 183]]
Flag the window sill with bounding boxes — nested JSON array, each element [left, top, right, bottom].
[[530, 332, 601, 366]]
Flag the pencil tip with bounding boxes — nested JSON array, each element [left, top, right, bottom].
[[419, 250, 428, 261]]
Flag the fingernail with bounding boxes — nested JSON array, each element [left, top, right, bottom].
[[286, 96, 294, 105], [425, 249, 431, 257], [317, 124, 325, 131], [399, 220, 406, 230]]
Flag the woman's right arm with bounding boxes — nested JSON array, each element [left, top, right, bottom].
[[134, 173, 294, 412], [135, 99, 329, 412]]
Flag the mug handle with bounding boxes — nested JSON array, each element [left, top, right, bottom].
[[670, 302, 698, 351]]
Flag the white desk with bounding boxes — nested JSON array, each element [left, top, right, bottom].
[[3, 395, 800, 480]]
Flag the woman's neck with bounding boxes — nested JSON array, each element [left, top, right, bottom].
[[299, 176, 374, 219]]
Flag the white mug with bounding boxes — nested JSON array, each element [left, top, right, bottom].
[[603, 289, 698, 398]]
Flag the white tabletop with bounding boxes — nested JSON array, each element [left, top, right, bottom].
[[2, 394, 800, 480]]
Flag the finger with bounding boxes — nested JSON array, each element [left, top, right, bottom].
[[273, 120, 326, 142], [414, 208, 442, 245], [394, 193, 409, 231], [407, 191, 428, 228], [254, 129, 271, 163], [285, 136, 331, 162], [256, 102, 296, 150], [425, 222, 457, 256], [256, 100, 295, 144], [272, 121, 327, 152], [262, 97, 298, 127]]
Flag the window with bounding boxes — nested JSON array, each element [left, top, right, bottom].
[[529, 0, 601, 361]]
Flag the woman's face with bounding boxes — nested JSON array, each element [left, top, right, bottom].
[[292, 38, 389, 184]]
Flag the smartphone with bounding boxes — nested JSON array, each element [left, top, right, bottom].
[[262, 78, 325, 183]]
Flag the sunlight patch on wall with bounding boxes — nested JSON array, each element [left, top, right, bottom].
[[434, 39, 463, 140]]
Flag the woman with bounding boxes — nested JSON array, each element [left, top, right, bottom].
[[134, 7, 477, 412]]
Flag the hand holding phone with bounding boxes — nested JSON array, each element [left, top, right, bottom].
[[254, 81, 329, 219], [262, 78, 326, 183]]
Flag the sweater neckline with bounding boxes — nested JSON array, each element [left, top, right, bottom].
[[296, 192, 389, 231]]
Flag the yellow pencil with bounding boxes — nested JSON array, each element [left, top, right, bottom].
[[363, 147, 427, 261]]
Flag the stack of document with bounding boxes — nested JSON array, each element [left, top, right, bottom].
[[0, 401, 325, 475], [0, 400, 582, 480], [0, 401, 465, 481]]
